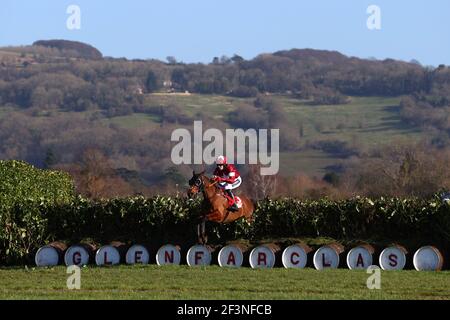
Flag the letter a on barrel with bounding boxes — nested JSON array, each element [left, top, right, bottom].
[[346, 245, 373, 270], [218, 245, 243, 268]]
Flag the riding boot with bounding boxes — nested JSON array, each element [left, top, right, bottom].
[[226, 190, 239, 211]]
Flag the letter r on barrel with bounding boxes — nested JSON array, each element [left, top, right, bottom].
[[258, 252, 267, 265], [195, 251, 204, 264]]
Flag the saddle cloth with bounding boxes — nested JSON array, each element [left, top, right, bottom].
[[235, 196, 243, 208]]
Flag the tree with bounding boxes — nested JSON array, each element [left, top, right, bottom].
[[145, 71, 159, 93], [78, 148, 112, 199], [163, 166, 185, 185], [323, 172, 340, 187], [171, 68, 188, 89], [44, 148, 57, 169], [166, 56, 177, 65], [231, 54, 244, 64], [244, 164, 277, 199]]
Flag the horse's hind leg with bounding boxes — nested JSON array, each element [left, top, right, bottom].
[[201, 220, 208, 244], [197, 223, 203, 244]]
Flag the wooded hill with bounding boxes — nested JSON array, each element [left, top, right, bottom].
[[1, 40, 450, 199]]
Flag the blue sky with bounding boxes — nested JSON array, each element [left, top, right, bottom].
[[1, 0, 449, 66]]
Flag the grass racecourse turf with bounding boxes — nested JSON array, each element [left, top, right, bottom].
[[0, 265, 448, 300]]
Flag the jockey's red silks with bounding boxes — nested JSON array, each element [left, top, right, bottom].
[[213, 164, 240, 184]]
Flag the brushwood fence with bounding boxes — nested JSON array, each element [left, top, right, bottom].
[[2, 195, 450, 266]]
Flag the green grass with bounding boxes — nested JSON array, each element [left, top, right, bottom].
[[280, 95, 424, 151], [147, 93, 247, 119], [0, 265, 448, 300]]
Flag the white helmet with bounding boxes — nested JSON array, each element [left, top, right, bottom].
[[216, 155, 228, 165]]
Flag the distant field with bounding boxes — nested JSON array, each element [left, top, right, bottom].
[[140, 94, 424, 175], [280, 96, 423, 150], [0, 266, 448, 300], [0, 94, 426, 176], [146, 93, 243, 119]]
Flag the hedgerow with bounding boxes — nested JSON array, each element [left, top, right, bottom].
[[1, 160, 449, 265], [0, 160, 75, 264]]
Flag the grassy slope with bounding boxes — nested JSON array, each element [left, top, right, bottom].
[[0, 266, 448, 300], [0, 94, 425, 176], [140, 94, 424, 176]]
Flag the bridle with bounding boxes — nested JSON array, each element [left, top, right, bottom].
[[188, 175, 218, 198]]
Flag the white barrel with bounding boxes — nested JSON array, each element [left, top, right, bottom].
[[413, 246, 444, 271], [346, 245, 374, 270], [156, 244, 181, 266], [126, 245, 149, 265], [218, 245, 244, 268], [313, 245, 341, 270], [186, 245, 212, 266], [249, 245, 276, 268], [379, 246, 407, 270], [95, 245, 121, 266], [282, 244, 309, 269], [35, 245, 60, 267], [64, 245, 90, 266]]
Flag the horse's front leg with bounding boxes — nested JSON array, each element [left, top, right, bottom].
[[206, 210, 223, 222], [197, 217, 207, 244]]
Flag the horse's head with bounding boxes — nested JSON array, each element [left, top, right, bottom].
[[187, 171, 205, 198]]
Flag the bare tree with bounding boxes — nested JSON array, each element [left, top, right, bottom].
[[245, 164, 277, 200], [344, 143, 450, 197]]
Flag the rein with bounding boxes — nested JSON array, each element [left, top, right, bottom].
[[206, 180, 218, 188]]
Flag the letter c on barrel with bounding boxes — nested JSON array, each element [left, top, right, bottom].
[[282, 245, 308, 269]]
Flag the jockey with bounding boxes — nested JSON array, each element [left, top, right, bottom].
[[213, 155, 242, 211]]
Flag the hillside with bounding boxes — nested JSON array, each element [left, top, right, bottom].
[[0, 41, 449, 198], [33, 39, 103, 59]]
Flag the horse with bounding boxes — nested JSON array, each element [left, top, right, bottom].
[[187, 171, 255, 244]]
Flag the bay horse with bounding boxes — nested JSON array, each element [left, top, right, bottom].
[[187, 171, 254, 244]]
